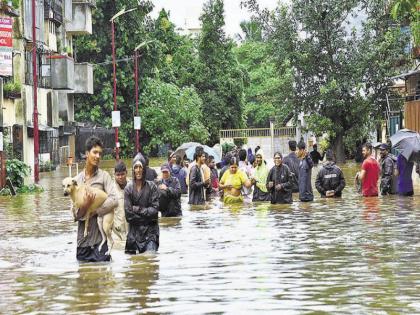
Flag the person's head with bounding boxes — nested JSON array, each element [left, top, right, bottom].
[[288, 140, 297, 152], [273, 152, 283, 166], [229, 157, 239, 174], [204, 152, 209, 164], [255, 150, 264, 166], [183, 159, 190, 168], [167, 150, 174, 162], [297, 141, 306, 159], [161, 165, 171, 180], [170, 152, 177, 165], [379, 143, 389, 158], [194, 147, 205, 164], [143, 155, 150, 167], [254, 146, 261, 154], [175, 155, 182, 166], [362, 143, 373, 159], [208, 155, 216, 169], [114, 161, 127, 186], [313, 144, 318, 151], [132, 153, 146, 183], [238, 149, 247, 162], [85, 136, 103, 168], [325, 149, 335, 162]]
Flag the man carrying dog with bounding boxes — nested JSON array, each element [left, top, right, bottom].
[[73, 136, 118, 262]]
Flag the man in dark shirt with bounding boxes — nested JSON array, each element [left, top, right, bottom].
[[378, 143, 396, 195], [283, 140, 300, 193], [297, 141, 314, 202], [310, 144, 323, 165], [315, 150, 346, 197]]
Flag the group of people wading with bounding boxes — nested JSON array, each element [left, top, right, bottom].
[[73, 136, 418, 263]]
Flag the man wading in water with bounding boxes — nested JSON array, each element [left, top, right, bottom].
[[124, 154, 160, 254], [73, 136, 118, 262]]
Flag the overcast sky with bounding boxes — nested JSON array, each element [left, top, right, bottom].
[[151, 0, 279, 38]]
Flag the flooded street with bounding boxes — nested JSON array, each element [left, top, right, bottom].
[[0, 161, 419, 314]]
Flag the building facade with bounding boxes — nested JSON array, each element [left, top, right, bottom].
[[0, 0, 95, 183]]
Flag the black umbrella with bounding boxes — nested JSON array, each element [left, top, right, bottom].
[[389, 129, 420, 162]]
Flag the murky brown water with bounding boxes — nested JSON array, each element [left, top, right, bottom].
[[0, 160, 419, 314]]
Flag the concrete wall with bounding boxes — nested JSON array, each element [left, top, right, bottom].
[[246, 136, 297, 158]]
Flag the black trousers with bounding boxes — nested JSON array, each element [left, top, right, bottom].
[[76, 242, 111, 262], [125, 240, 158, 255]]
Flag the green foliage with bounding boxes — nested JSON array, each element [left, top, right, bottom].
[[235, 40, 293, 127], [6, 159, 31, 188], [244, 0, 410, 161], [238, 20, 263, 42], [196, 0, 245, 143], [391, 0, 420, 45], [3, 80, 22, 95], [16, 184, 44, 194], [140, 78, 209, 153]]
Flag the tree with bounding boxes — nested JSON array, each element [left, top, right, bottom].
[[196, 0, 245, 144], [237, 20, 263, 42], [391, 0, 420, 45], [234, 40, 293, 127], [139, 79, 209, 152], [243, 0, 410, 162]]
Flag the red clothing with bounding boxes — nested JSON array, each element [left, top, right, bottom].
[[361, 157, 380, 197]]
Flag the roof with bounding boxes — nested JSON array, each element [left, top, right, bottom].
[[389, 69, 420, 80]]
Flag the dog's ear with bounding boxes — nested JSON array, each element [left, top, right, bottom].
[[72, 179, 78, 186]]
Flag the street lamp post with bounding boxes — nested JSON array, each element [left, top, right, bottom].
[[133, 40, 154, 154], [110, 7, 138, 160], [32, 0, 39, 183]]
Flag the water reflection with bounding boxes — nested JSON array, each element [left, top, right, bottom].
[[0, 162, 418, 313]]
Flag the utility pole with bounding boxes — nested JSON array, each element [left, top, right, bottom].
[[32, 0, 39, 183]]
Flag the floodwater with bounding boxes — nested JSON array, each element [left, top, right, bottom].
[[0, 160, 419, 314]]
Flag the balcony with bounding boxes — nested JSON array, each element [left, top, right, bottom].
[[44, 0, 63, 26], [50, 55, 74, 90], [66, 2, 93, 35], [73, 63, 93, 94], [63, 0, 72, 22]]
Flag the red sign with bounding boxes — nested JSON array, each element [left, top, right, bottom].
[[0, 16, 13, 76]]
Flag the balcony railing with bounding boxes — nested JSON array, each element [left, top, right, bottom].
[[44, 0, 63, 25]]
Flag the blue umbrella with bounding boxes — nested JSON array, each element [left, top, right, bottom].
[[185, 145, 221, 163]]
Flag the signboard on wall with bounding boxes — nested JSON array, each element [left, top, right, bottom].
[[0, 16, 13, 77]]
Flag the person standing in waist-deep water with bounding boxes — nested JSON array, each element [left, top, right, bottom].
[[310, 144, 323, 165], [251, 149, 270, 202], [156, 164, 182, 217], [378, 143, 396, 195], [219, 157, 252, 204], [283, 140, 300, 193], [266, 152, 293, 204], [124, 154, 160, 254], [356, 142, 380, 197], [73, 136, 118, 262], [188, 148, 209, 205], [208, 155, 220, 197], [315, 149, 346, 198], [397, 154, 414, 196], [112, 161, 129, 242], [171, 155, 187, 194], [297, 141, 314, 202]]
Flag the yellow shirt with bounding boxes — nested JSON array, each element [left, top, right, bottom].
[[220, 170, 248, 190]]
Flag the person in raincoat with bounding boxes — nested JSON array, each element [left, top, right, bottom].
[[283, 140, 300, 193], [251, 149, 270, 202], [124, 154, 160, 254], [172, 155, 187, 194], [378, 144, 397, 195], [266, 152, 293, 204], [156, 165, 182, 217], [112, 161, 129, 242], [188, 148, 209, 205], [297, 141, 314, 202], [219, 157, 252, 204], [315, 149, 346, 198], [397, 154, 414, 196]]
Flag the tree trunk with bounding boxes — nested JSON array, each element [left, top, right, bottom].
[[332, 132, 346, 163]]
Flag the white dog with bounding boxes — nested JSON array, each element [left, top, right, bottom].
[[62, 177, 114, 253]]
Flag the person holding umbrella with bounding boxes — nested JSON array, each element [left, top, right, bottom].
[[397, 154, 414, 196]]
